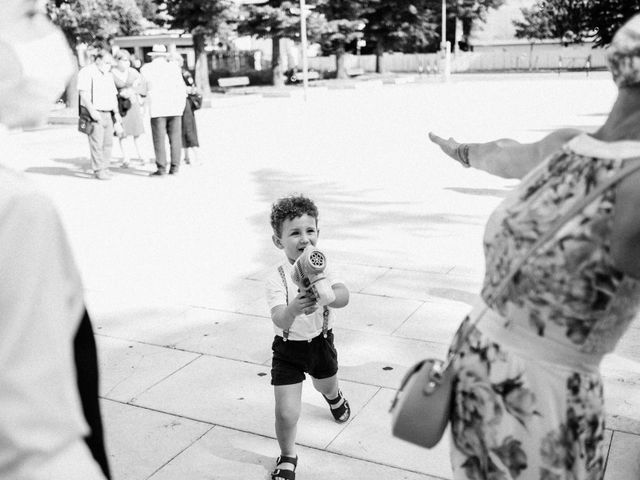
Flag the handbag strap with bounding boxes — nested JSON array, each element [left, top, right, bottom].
[[447, 156, 640, 361], [78, 76, 94, 115]]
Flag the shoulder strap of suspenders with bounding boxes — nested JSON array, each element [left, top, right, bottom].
[[277, 265, 330, 341]]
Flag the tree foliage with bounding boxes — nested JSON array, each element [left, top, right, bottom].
[[237, 1, 326, 85], [514, 0, 640, 46], [47, 0, 145, 47], [163, 0, 239, 94], [455, 0, 505, 41], [314, 0, 368, 77], [164, 0, 238, 43], [362, 1, 436, 54], [134, 0, 170, 27]]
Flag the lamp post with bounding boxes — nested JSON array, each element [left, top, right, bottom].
[[442, 0, 450, 81], [299, 0, 310, 101]]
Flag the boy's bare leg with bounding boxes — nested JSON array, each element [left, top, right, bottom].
[[311, 374, 339, 398], [273, 382, 302, 477], [312, 374, 349, 422]]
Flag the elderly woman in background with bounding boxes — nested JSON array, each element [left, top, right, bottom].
[[0, 2, 109, 479], [112, 49, 147, 167], [170, 52, 201, 166], [429, 14, 640, 480]]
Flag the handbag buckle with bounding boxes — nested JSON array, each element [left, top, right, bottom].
[[423, 360, 444, 395]]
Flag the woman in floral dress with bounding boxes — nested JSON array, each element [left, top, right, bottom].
[[112, 50, 147, 167], [430, 14, 640, 480]]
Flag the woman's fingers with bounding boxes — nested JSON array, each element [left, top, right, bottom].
[[428, 131, 444, 145]]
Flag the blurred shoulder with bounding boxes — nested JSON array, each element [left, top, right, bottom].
[[0, 166, 56, 220]]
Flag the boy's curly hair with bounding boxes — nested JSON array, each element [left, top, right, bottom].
[[270, 195, 318, 238]]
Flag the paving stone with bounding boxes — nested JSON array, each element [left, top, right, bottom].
[[97, 336, 200, 403], [339, 293, 423, 335], [91, 304, 191, 344], [154, 307, 272, 364], [102, 400, 212, 480], [328, 387, 454, 479], [362, 269, 482, 304], [131, 355, 379, 449], [604, 377, 640, 434], [604, 431, 640, 480], [332, 262, 392, 293], [149, 425, 439, 480], [393, 297, 473, 344], [613, 326, 640, 363], [334, 327, 447, 389]]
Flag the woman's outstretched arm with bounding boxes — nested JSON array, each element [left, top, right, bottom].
[[429, 128, 582, 179]]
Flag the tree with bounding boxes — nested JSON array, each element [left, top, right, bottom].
[[48, 0, 145, 48], [587, 1, 640, 46], [164, 0, 239, 96], [238, 1, 324, 86], [48, 0, 145, 107], [315, 1, 368, 79], [455, 0, 505, 49], [361, 1, 438, 72], [514, 0, 640, 47], [135, 0, 170, 27]]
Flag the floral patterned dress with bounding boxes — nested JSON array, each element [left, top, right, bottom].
[[450, 134, 640, 480]]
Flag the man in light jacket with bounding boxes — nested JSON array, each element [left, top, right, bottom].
[[140, 45, 187, 176]]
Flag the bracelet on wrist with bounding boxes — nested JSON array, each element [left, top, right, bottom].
[[456, 143, 471, 168]]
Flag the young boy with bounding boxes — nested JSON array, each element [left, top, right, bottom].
[[265, 195, 350, 480]]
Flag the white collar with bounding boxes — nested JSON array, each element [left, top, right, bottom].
[[567, 133, 640, 159]]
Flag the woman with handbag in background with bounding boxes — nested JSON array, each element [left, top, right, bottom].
[[112, 49, 147, 168], [424, 14, 640, 480], [170, 53, 201, 166]]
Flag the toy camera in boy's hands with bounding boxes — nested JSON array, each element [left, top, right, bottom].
[[291, 245, 336, 307]]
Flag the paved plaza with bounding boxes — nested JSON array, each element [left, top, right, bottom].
[[8, 71, 640, 479]]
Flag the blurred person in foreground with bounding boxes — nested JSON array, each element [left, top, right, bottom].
[[0, 2, 110, 479], [429, 14, 640, 480], [140, 45, 186, 176]]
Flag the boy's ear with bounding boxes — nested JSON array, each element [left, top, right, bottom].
[[272, 234, 284, 250]]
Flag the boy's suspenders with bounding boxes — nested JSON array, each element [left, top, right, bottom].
[[278, 266, 329, 342]]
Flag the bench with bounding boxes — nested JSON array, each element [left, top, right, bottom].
[[291, 70, 320, 82], [217, 76, 250, 88], [346, 67, 365, 77]]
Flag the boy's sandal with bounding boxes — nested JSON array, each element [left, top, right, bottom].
[[271, 455, 298, 480], [323, 390, 351, 423]]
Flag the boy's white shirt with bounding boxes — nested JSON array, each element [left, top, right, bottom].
[[265, 261, 343, 341]]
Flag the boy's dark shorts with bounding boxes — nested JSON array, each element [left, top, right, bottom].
[[271, 330, 338, 386]]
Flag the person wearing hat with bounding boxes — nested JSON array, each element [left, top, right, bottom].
[[427, 13, 640, 480], [140, 44, 187, 176]]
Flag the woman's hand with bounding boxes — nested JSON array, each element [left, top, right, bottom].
[[428, 132, 470, 168]]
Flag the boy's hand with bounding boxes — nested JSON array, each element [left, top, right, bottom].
[[289, 291, 318, 317]]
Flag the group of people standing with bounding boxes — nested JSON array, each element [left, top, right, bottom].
[[77, 44, 200, 180]]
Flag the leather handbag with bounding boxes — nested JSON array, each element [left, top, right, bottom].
[[188, 92, 203, 111], [390, 157, 640, 449], [78, 105, 95, 135], [78, 78, 95, 135]]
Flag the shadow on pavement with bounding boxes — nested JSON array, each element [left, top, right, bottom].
[[445, 187, 511, 198], [246, 168, 487, 306], [25, 157, 151, 178]]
